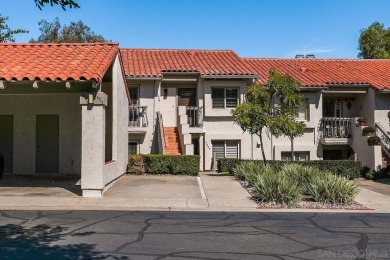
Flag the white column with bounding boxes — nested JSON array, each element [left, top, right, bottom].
[[80, 92, 107, 197]]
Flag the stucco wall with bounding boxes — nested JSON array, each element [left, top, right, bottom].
[[0, 92, 81, 174], [127, 80, 156, 154], [103, 54, 129, 185]]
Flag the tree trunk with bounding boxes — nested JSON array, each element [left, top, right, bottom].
[[290, 137, 294, 162], [258, 132, 267, 164]]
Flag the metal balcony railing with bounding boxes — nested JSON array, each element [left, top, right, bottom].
[[186, 106, 203, 127], [129, 106, 148, 127], [375, 123, 390, 152], [320, 117, 352, 138]]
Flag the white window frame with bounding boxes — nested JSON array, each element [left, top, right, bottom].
[[281, 151, 310, 162], [297, 98, 309, 121], [211, 87, 239, 109], [128, 85, 140, 106], [212, 140, 240, 159]]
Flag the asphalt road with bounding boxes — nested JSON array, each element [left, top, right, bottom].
[[0, 211, 389, 259]]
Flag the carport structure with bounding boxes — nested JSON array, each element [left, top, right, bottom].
[[0, 43, 129, 197]]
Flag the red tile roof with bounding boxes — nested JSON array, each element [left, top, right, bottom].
[[0, 43, 119, 83], [244, 58, 390, 91], [120, 48, 256, 78]]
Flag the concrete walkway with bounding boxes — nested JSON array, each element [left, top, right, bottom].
[[0, 173, 390, 212]]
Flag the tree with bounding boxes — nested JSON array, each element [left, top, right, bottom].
[[232, 70, 305, 162], [35, 0, 80, 10], [30, 18, 106, 43], [358, 22, 390, 59], [0, 14, 28, 42]]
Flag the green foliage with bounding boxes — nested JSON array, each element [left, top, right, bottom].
[[30, 18, 106, 43], [367, 135, 381, 146], [35, 0, 80, 10], [252, 167, 301, 205], [307, 174, 358, 204], [358, 22, 390, 59], [232, 70, 305, 162], [362, 126, 375, 136], [127, 155, 200, 176], [280, 164, 319, 194], [235, 161, 358, 205], [218, 158, 363, 179], [0, 14, 28, 42]]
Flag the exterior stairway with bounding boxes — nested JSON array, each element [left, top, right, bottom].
[[163, 127, 182, 155], [382, 149, 390, 168]]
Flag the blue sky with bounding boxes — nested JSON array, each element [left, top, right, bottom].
[[2, 0, 390, 58]]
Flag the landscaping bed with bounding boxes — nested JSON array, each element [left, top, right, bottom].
[[233, 161, 368, 210]]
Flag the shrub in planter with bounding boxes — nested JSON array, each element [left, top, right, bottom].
[[233, 161, 261, 182], [362, 126, 375, 136], [307, 174, 358, 204], [218, 158, 363, 179], [280, 164, 319, 194], [357, 117, 368, 126], [252, 170, 301, 205], [127, 155, 200, 175], [367, 135, 381, 146]]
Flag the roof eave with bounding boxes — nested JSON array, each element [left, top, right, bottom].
[[201, 74, 258, 79]]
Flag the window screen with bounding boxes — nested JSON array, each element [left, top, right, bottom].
[[225, 89, 238, 108], [212, 88, 224, 108], [128, 142, 138, 155], [212, 140, 239, 159]]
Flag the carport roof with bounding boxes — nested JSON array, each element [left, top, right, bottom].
[[0, 43, 119, 83]]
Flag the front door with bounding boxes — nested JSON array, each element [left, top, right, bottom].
[[323, 98, 343, 117], [36, 115, 59, 173], [0, 115, 13, 173], [178, 88, 196, 107]]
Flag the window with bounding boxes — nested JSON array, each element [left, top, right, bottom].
[[128, 141, 139, 155], [212, 140, 240, 159], [281, 152, 310, 162], [297, 98, 309, 121], [128, 85, 139, 106], [212, 88, 239, 108]]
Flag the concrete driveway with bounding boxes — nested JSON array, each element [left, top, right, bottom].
[[0, 174, 81, 197], [104, 175, 201, 198]]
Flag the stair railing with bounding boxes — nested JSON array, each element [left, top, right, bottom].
[[156, 112, 166, 154], [375, 123, 390, 154]]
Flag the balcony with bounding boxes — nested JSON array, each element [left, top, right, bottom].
[[186, 106, 203, 127], [319, 117, 352, 145], [128, 106, 148, 133]]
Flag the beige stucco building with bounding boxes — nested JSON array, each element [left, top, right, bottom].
[[0, 43, 129, 197], [121, 49, 390, 171]]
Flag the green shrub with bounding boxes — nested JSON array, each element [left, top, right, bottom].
[[218, 158, 362, 179], [367, 135, 381, 146], [280, 164, 319, 194], [252, 170, 301, 205], [128, 155, 200, 176], [307, 174, 358, 204]]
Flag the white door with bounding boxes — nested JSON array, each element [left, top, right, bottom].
[[159, 87, 177, 127]]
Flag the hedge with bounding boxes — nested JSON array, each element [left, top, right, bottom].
[[217, 158, 363, 179], [128, 154, 200, 176]]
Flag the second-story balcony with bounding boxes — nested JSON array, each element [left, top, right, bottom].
[[186, 106, 203, 128], [129, 106, 148, 131], [319, 117, 352, 145]]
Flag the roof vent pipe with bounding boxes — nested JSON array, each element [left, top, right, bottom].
[[306, 54, 315, 59], [295, 54, 305, 59]]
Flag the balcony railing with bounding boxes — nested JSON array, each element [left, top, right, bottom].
[[187, 106, 203, 127], [375, 123, 390, 152], [129, 106, 148, 127], [319, 118, 352, 138]]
